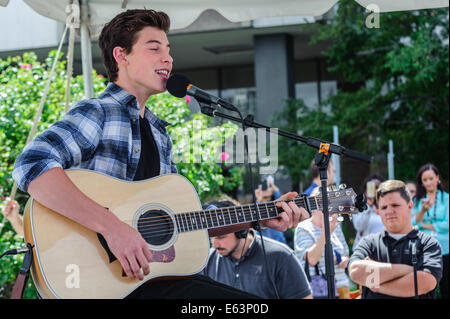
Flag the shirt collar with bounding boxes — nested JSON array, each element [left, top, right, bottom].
[[105, 82, 172, 130], [382, 226, 419, 240], [105, 82, 137, 107]]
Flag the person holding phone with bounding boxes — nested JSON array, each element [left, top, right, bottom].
[[352, 174, 385, 248], [411, 163, 449, 299]]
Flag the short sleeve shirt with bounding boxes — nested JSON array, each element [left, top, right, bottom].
[[349, 228, 443, 299]]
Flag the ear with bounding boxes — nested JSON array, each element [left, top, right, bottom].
[[408, 200, 413, 210], [113, 46, 128, 67]]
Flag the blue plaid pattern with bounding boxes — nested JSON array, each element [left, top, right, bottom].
[[13, 82, 177, 192]]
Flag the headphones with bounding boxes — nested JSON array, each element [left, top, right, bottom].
[[206, 200, 249, 240], [234, 229, 248, 239]]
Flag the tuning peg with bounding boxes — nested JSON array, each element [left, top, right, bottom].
[[327, 185, 337, 192], [337, 215, 344, 222], [355, 193, 368, 212], [339, 183, 347, 190]]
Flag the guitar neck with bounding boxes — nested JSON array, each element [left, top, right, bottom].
[[174, 196, 319, 233]]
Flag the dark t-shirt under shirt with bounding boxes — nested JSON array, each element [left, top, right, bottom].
[[127, 115, 258, 299], [133, 116, 160, 181]]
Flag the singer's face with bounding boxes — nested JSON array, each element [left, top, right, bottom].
[[123, 26, 173, 95]]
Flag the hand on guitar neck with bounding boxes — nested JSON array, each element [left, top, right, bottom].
[[208, 191, 310, 237], [261, 191, 309, 230]]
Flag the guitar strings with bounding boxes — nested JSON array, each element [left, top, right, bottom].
[[109, 193, 357, 238], [135, 209, 358, 238], [133, 205, 358, 238], [131, 196, 353, 227], [122, 198, 356, 236], [127, 194, 354, 223]]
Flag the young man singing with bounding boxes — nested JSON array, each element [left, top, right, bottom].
[[12, 9, 309, 298]]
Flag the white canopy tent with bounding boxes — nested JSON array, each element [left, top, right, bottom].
[[18, 0, 449, 98], [21, 0, 450, 36]]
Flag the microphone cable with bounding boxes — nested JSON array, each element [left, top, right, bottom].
[[234, 107, 281, 300]]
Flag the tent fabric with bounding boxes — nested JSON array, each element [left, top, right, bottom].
[[23, 0, 449, 38]]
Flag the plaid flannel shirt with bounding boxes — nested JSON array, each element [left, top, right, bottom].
[[13, 82, 178, 192]]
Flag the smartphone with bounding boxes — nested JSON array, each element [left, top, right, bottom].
[[261, 180, 268, 191], [367, 181, 376, 198]]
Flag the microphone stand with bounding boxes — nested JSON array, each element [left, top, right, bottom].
[[200, 101, 281, 298], [199, 101, 371, 299]]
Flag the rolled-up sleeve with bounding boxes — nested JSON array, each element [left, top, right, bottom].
[[12, 100, 104, 192], [294, 225, 315, 265], [348, 236, 373, 270]]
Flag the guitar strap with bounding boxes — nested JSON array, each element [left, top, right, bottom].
[[11, 243, 34, 299], [410, 239, 419, 298]]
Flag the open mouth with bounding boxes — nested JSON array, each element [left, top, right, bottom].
[[155, 69, 170, 79]]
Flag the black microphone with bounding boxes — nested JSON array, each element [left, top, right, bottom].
[[166, 74, 238, 112]]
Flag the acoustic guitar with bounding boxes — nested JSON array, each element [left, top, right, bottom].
[[23, 169, 361, 299]]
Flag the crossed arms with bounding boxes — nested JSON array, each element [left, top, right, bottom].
[[349, 258, 437, 297]]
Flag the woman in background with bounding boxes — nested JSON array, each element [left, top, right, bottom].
[[411, 163, 449, 299]]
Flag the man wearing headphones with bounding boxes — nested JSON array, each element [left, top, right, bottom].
[[201, 201, 312, 299]]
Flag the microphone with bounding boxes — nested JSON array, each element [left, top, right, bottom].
[[166, 74, 238, 112]]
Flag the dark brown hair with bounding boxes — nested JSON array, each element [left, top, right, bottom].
[[414, 163, 446, 205], [99, 9, 170, 81]]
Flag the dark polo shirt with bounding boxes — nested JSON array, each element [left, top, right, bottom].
[[349, 227, 443, 299], [201, 230, 312, 299]]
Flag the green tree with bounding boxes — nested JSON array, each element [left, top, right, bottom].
[[273, 1, 449, 189]]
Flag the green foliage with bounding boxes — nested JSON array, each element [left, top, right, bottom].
[[271, 98, 333, 188], [149, 93, 242, 201], [273, 2, 449, 188], [0, 51, 242, 298], [0, 50, 107, 299]]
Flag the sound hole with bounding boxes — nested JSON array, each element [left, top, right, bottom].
[[137, 209, 174, 246]]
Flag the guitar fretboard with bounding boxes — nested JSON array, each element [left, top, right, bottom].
[[174, 196, 320, 233]]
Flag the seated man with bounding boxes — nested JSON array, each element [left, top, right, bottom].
[[201, 201, 312, 299], [348, 180, 442, 299]]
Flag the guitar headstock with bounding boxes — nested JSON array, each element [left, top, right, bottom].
[[327, 187, 360, 215], [309, 187, 363, 215]]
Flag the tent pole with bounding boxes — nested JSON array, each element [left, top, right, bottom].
[[80, 0, 94, 99]]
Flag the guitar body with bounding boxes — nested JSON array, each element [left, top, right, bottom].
[[23, 169, 210, 299]]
